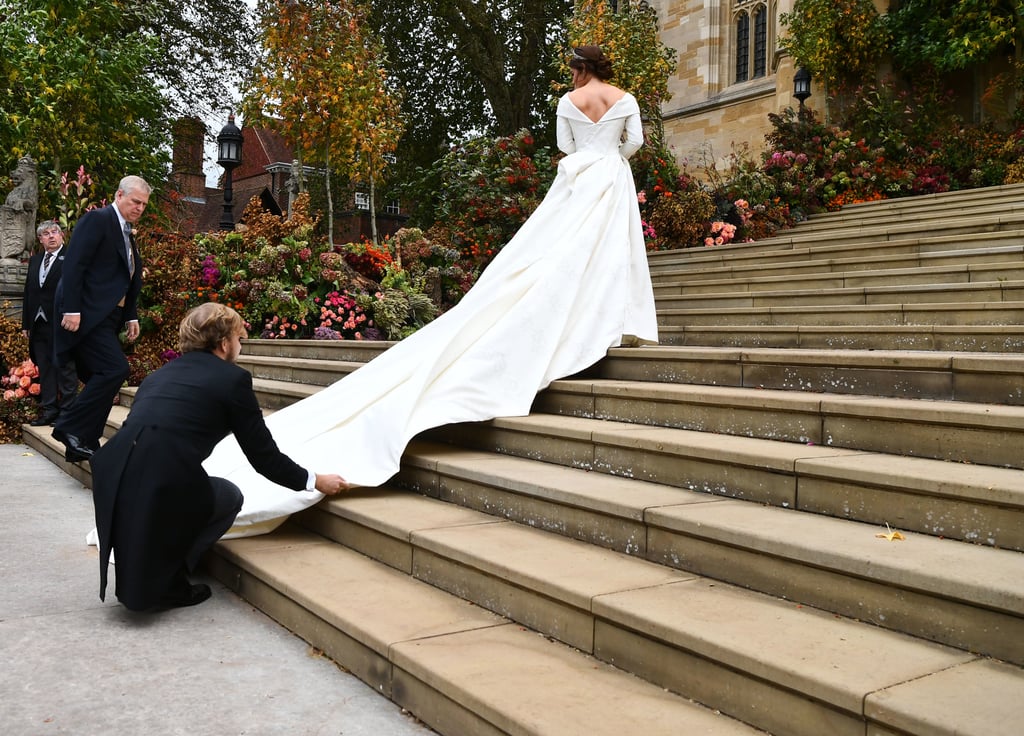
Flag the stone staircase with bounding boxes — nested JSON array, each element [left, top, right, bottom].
[[25, 183, 1024, 735]]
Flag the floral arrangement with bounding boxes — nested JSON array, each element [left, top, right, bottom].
[[307, 290, 381, 341], [422, 128, 559, 279], [2, 359, 40, 401]]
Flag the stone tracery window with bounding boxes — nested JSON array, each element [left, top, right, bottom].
[[733, 0, 772, 84]]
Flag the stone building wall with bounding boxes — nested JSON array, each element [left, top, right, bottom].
[[650, 0, 808, 168]]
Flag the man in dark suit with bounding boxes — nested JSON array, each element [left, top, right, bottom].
[[52, 175, 149, 462], [90, 302, 351, 611], [21, 220, 78, 426]]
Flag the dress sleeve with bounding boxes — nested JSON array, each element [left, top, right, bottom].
[[556, 95, 576, 154], [619, 110, 643, 159], [556, 113, 576, 154]]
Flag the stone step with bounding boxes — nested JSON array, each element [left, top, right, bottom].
[[658, 323, 1024, 352], [797, 182, 1024, 226], [287, 487, 1024, 734], [647, 227, 1024, 275], [238, 338, 395, 361], [655, 279, 1024, 311], [774, 199, 1024, 238], [534, 376, 1024, 467], [423, 400, 1024, 537], [595, 346, 1024, 405], [390, 443, 1024, 662], [653, 253, 1024, 295], [238, 345, 1024, 406], [651, 239, 1024, 284], [197, 528, 771, 736], [657, 300, 1024, 330]]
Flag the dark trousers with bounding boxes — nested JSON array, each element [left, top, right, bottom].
[[53, 309, 129, 448], [30, 317, 78, 412], [185, 477, 244, 572]]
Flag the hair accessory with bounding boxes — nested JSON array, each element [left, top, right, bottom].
[[572, 49, 587, 62]]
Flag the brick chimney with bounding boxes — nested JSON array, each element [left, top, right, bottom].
[[170, 116, 207, 200]]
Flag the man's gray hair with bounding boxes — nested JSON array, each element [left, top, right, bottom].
[[118, 175, 152, 196], [36, 219, 62, 237]]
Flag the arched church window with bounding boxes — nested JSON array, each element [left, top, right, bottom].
[[733, 0, 772, 84]]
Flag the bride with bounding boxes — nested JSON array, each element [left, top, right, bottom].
[[204, 45, 659, 537]]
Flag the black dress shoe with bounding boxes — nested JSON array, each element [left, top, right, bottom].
[[156, 583, 212, 610], [52, 428, 94, 462], [30, 410, 59, 427]]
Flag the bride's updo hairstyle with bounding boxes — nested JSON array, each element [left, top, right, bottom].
[[179, 302, 246, 353], [569, 45, 613, 81]]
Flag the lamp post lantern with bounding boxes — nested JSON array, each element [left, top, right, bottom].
[[217, 112, 244, 230], [793, 67, 812, 111]]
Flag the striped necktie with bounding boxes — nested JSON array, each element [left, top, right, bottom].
[[122, 222, 134, 275]]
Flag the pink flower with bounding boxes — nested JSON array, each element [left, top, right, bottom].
[[28, 384, 40, 396], [636, 190, 647, 204], [704, 237, 715, 246]]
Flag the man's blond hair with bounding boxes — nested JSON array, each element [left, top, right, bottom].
[[179, 302, 245, 353]]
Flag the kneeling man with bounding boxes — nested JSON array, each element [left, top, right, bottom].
[[90, 302, 350, 611]]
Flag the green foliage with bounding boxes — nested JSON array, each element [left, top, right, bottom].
[[389, 228, 474, 312], [0, 0, 170, 207], [368, 0, 571, 176], [887, 0, 1024, 72], [417, 129, 559, 277], [555, 0, 677, 141], [780, 0, 890, 90], [127, 231, 201, 384]]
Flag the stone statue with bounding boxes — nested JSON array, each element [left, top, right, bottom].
[[0, 156, 39, 264]]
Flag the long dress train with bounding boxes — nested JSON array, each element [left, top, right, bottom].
[[204, 92, 659, 538]]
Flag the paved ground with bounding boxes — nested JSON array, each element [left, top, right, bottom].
[[0, 443, 434, 736]]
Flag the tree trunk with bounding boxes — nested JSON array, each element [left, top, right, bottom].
[[369, 176, 378, 247], [325, 144, 334, 248]]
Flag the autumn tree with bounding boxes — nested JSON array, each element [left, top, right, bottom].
[[779, 0, 891, 90], [368, 0, 571, 174], [243, 0, 403, 246], [553, 0, 677, 143], [0, 0, 170, 210]]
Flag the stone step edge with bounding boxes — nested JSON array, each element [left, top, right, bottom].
[[237, 343, 1024, 379], [391, 441, 1024, 616], [403, 417, 1024, 548], [647, 212, 1024, 263], [544, 378, 1024, 431], [652, 255, 1024, 291], [209, 528, 769, 736], [422, 410, 1019, 524], [656, 299, 1024, 317], [654, 279, 1024, 306], [295, 489, 1022, 733], [646, 237, 1024, 280], [656, 323, 1024, 344]]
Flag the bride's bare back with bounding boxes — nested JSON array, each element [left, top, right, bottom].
[[568, 79, 627, 123]]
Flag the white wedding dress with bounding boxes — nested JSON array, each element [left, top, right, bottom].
[[204, 92, 659, 538]]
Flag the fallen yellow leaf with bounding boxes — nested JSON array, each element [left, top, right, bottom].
[[875, 523, 905, 542]]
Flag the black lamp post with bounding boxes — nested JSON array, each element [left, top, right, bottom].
[[793, 67, 812, 110], [217, 112, 243, 230]]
